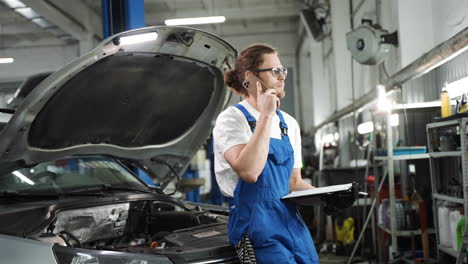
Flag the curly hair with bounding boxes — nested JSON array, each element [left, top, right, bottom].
[[224, 43, 277, 96]]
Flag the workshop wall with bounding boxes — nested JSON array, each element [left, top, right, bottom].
[[301, 0, 468, 166]]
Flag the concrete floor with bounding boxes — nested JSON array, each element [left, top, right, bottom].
[[318, 254, 371, 264]]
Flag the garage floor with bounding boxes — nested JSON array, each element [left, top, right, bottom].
[[318, 254, 371, 264]]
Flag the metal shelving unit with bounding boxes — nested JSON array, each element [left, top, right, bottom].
[[375, 153, 430, 161], [430, 151, 462, 158], [378, 224, 435, 237], [374, 111, 431, 262], [427, 117, 468, 263]]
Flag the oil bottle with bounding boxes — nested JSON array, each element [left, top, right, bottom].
[[441, 82, 452, 118]]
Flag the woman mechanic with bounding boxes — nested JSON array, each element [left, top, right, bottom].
[[213, 43, 319, 263]]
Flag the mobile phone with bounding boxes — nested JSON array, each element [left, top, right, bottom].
[[245, 74, 280, 109], [245, 74, 268, 93]]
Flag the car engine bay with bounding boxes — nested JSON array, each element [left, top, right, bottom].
[[31, 199, 235, 262]]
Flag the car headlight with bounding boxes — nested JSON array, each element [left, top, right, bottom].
[[53, 245, 173, 264]]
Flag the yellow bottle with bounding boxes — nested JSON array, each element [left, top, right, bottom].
[[441, 82, 451, 118]]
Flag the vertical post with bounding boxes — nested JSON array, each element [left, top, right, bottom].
[[124, 0, 145, 30], [387, 109, 398, 258], [457, 118, 468, 264], [101, 0, 145, 38], [100, 0, 148, 184], [314, 139, 325, 241], [427, 121, 440, 260]]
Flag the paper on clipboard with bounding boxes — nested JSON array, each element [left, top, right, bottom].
[[281, 183, 365, 207], [282, 183, 353, 200]]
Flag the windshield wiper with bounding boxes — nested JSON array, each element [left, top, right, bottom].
[[0, 190, 60, 199], [0, 185, 155, 200], [67, 184, 155, 195], [0, 190, 107, 199]]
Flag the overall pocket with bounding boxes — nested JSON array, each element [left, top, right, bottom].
[[267, 142, 293, 165]]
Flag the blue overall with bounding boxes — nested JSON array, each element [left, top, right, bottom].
[[228, 104, 319, 263]]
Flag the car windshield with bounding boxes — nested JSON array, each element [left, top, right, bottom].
[[0, 157, 148, 194]]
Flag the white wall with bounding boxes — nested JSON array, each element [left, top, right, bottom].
[[298, 37, 313, 130], [397, 0, 434, 68], [296, 0, 468, 165], [330, 0, 352, 110], [298, 0, 468, 131], [432, 0, 468, 47]]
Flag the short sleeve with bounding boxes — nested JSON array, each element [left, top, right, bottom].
[[291, 119, 303, 168], [213, 107, 251, 156]]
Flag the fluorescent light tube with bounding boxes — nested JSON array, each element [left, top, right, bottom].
[[13, 171, 35, 185], [2, 0, 25, 8], [357, 121, 374, 134], [0, 58, 14, 64], [322, 133, 335, 144], [15, 7, 39, 19], [31, 17, 51, 28], [165, 16, 226, 26], [119, 32, 158, 45]]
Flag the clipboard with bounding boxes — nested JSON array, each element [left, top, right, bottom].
[[281, 182, 367, 207]]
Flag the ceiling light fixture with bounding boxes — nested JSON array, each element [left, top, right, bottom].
[[390, 113, 399, 127], [322, 133, 335, 144], [1, 0, 25, 8], [0, 58, 14, 64], [31, 17, 51, 28], [118, 32, 158, 45], [357, 122, 374, 134], [15, 6, 40, 19], [165, 16, 226, 26]]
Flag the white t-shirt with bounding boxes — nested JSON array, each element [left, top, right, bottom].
[[213, 100, 302, 197]]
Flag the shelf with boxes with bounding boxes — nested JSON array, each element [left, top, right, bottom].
[[365, 102, 437, 262], [378, 224, 434, 237], [426, 116, 468, 263], [373, 115, 432, 262]]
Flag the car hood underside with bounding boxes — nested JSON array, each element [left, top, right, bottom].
[[0, 26, 237, 188]]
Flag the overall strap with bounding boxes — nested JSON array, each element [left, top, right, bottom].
[[276, 109, 288, 137], [234, 104, 256, 132], [234, 104, 289, 138]]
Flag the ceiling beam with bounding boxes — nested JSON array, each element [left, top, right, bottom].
[[0, 22, 49, 35], [46, 0, 102, 38], [0, 33, 66, 48], [20, 0, 86, 39], [20, 0, 101, 40]]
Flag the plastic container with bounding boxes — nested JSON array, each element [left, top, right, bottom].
[[438, 206, 450, 247], [450, 210, 462, 251], [457, 215, 465, 250]]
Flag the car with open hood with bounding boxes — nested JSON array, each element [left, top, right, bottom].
[[0, 26, 239, 264]]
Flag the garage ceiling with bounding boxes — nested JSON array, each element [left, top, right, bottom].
[[0, 0, 306, 48]]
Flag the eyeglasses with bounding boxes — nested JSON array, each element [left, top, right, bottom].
[[253, 67, 288, 77]]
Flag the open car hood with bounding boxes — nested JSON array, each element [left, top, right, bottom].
[[0, 26, 236, 190]]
